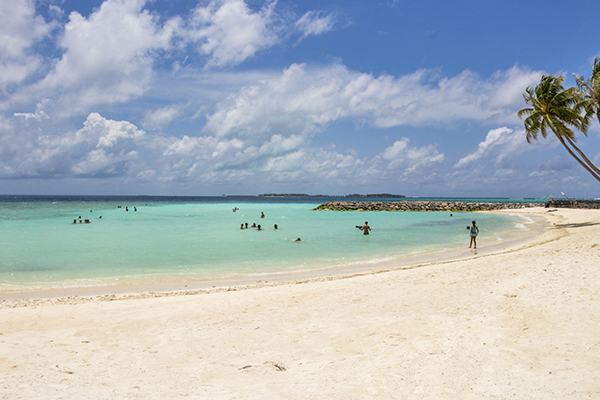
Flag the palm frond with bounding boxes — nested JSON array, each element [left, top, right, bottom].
[[521, 70, 600, 183]]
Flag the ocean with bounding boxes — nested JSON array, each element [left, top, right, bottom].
[[0, 195, 538, 295]]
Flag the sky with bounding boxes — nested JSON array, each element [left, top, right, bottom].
[[1, 0, 600, 198]]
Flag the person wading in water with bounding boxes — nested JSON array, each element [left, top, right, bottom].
[[468, 220, 479, 249]]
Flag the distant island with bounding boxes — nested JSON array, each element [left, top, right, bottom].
[[257, 193, 405, 198]]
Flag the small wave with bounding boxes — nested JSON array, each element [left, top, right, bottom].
[[509, 213, 535, 224], [514, 223, 528, 229]]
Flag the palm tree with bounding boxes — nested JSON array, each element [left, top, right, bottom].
[[518, 75, 600, 183], [574, 57, 600, 125]]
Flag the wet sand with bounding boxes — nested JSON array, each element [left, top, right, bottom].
[[1, 207, 599, 399]]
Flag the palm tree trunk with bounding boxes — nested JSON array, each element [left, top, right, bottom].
[[557, 136, 600, 182], [564, 136, 600, 176]]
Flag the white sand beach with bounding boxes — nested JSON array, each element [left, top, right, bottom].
[[1, 207, 599, 399]]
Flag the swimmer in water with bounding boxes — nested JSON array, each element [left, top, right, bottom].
[[360, 221, 371, 235]]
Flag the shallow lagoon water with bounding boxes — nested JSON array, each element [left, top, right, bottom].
[[0, 196, 531, 293]]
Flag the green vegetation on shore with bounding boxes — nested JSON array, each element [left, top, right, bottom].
[[257, 193, 406, 198], [519, 58, 600, 183]]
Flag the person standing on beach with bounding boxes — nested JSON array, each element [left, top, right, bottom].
[[469, 221, 479, 249], [360, 221, 372, 235]]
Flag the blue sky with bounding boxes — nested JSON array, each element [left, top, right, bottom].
[[1, 0, 599, 197]]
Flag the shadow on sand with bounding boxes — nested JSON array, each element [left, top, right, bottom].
[[554, 221, 600, 229]]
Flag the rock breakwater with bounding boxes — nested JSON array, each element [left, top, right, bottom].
[[548, 199, 600, 209], [313, 201, 545, 212]]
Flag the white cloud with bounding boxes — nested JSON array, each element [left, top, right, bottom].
[[295, 11, 335, 41], [377, 138, 445, 176], [186, 0, 281, 68], [33, 0, 178, 114], [143, 105, 183, 130], [157, 130, 443, 187], [0, 113, 145, 178], [0, 0, 53, 90], [205, 63, 542, 142], [454, 127, 530, 168], [161, 131, 307, 177], [14, 100, 51, 121], [381, 139, 409, 160]]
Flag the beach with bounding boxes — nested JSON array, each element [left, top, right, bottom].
[[1, 207, 599, 399]]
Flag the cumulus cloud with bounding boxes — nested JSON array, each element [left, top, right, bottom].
[[161, 132, 307, 178], [0, 113, 145, 178], [5, 0, 336, 115], [31, 0, 178, 114], [143, 105, 183, 130], [157, 129, 444, 187], [205, 63, 542, 141], [380, 138, 444, 172], [0, 0, 53, 90], [13, 100, 51, 121], [454, 127, 530, 169], [185, 0, 281, 68], [182, 1, 338, 68]]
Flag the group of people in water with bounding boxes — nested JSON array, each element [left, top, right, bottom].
[[239, 210, 272, 231], [71, 205, 138, 224], [239, 222, 278, 231], [238, 210, 301, 241], [118, 206, 137, 212], [72, 209, 98, 224]]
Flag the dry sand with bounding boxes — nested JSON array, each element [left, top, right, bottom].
[[1, 207, 599, 399]]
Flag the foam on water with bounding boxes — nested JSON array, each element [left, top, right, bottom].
[[0, 197, 527, 292]]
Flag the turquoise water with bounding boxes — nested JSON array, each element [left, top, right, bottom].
[[0, 197, 527, 293]]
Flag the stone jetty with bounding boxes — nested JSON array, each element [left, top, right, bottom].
[[313, 200, 545, 212], [548, 199, 600, 209]]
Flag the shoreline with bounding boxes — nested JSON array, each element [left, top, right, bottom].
[[2, 207, 599, 398], [1, 208, 549, 306]]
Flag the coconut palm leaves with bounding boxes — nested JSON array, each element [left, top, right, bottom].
[[574, 57, 600, 126], [518, 74, 600, 183]]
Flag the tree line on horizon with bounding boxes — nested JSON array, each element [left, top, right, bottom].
[[519, 58, 600, 183], [257, 193, 406, 198]]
